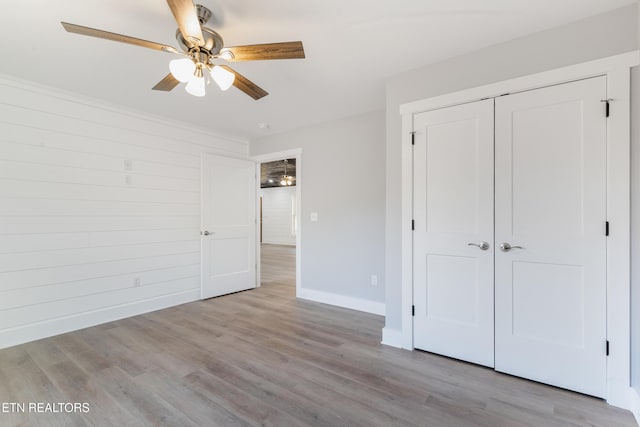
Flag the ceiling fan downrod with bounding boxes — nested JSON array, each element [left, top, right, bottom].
[[195, 4, 212, 25]]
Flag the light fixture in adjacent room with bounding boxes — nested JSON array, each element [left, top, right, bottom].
[[261, 158, 295, 188], [280, 159, 294, 186], [280, 177, 293, 186]]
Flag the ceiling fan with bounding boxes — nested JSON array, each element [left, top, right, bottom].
[[61, 0, 305, 99]]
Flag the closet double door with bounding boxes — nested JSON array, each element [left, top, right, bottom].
[[412, 76, 608, 397]]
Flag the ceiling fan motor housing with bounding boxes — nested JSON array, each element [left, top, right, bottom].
[[175, 5, 222, 56], [196, 4, 212, 25], [180, 27, 223, 53]]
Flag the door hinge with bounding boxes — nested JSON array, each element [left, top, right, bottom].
[[601, 99, 612, 117], [412, 305, 415, 316], [606, 340, 610, 356], [410, 131, 416, 145], [411, 220, 415, 230], [605, 221, 610, 236]]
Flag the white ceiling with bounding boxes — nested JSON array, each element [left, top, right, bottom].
[[0, 0, 635, 139]]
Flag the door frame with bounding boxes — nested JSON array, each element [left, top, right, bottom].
[[399, 51, 639, 409], [251, 148, 302, 296]]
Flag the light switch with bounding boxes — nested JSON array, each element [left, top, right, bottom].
[[310, 212, 318, 222]]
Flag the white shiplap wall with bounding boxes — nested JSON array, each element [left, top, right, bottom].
[[260, 186, 296, 245], [0, 75, 248, 349]]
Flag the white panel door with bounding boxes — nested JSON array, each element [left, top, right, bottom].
[[201, 153, 256, 299], [494, 77, 607, 397], [413, 99, 495, 367]]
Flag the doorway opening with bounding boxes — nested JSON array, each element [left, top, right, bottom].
[[252, 149, 302, 296]]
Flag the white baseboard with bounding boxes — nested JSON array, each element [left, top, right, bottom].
[[381, 327, 403, 348], [261, 241, 296, 246], [629, 387, 640, 426], [297, 288, 385, 315], [0, 289, 199, 350]]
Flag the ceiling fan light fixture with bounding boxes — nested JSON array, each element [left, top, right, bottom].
[[169, 58, 196, 82], [210, 65, 235, 91], [185, 75, 206, 97]]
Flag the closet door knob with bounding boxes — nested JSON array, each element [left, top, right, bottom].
[[499, 242, 523, 252], [467, 242, 490, 250]]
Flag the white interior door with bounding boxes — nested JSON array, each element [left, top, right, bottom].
[[201, 153, 256, 299], [413, 99, 495, 367], [494, 77, 607, 397]]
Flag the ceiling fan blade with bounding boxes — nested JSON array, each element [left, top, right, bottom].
[[166, 0, 204, 47], [220, 41, 305, 62], [220, 65, 268, 100], [152, 73, 181, 91], [61, 22, 179, 54]]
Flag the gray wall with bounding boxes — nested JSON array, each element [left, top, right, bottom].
[[251, 110, 386, 306], [385, 4, 639, 342]]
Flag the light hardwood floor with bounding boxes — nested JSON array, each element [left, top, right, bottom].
[[0, 243, 635, 426]]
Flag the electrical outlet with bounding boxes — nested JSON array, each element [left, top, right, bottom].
[[124, 159, 133, 171], [310, 212, 318, 222], [125, 175, 133, 185], [134, 277, 141, 287], [371, 275, 378, 286]]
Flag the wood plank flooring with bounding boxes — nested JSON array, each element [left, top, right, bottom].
[[0, 243, 635, 426]]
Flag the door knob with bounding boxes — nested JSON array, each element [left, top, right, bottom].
[[467, 241, 490, 250], [499, 242, 524, 252], [201, 230, 212, 236]]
